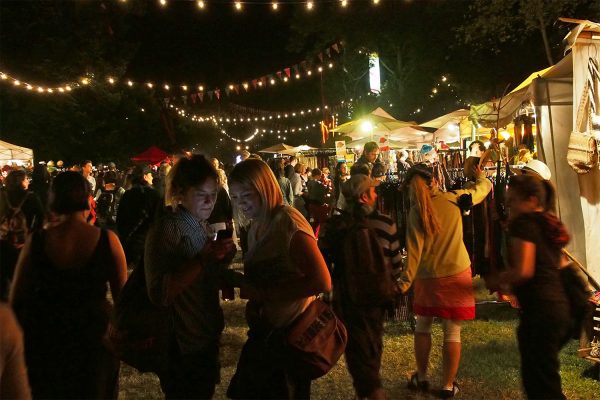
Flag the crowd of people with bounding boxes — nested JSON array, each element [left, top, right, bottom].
[[0, 142, 579, 400]]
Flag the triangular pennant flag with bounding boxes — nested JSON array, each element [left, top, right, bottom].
[[191, 93, 197, 104], [284, 68, 291, 78], [332, 43, 340, 53], [276, 71, 283, 80], [251, 79, 258, 89], [325, 48, 331, 58], [215, 89, 221, 100], [181, 96, 187, 105], [207, 91, 214, 101], [199, 92, 204, 102], [225, 87, 231, 96], [318, 52, 324, 62]]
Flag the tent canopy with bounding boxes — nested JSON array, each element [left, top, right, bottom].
[[331, 107, 417, 139], [258, 143, 295, 153], [0, 140, 33, 166], [131, 146, 169, 164]]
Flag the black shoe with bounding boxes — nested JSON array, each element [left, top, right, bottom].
[[439, 382, 460, 398], [407, 372, 429, 392]]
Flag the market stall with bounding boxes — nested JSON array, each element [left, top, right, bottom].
[[0, 139, 34, 167]]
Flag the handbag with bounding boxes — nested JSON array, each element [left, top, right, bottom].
[[285, 298, 348, 380], [560, 261, 593, 340], [109, 258, 172, 374], [567, 58, 600, 174]]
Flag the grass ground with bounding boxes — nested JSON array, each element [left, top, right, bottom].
[[118, 269, 600, 399]]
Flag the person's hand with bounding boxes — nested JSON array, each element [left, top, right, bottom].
[[201, 238, 237, 265]]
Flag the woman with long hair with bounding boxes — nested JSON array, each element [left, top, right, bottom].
[[10, 171, 128, 398], [227, 158, 331, 399], [498, 174, 571, 399], [399, 163, 491, 398], [144, 154, 237, 399]]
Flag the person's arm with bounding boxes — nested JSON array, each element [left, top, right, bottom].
[[0, 305, 32, 400], [242, 231, 332, 302], [106, 231, 128, 301], [499, 238, 536, 288], [9, 234, 34, 312], [398, 211, 425, 293], [454, 167, 492, 205]]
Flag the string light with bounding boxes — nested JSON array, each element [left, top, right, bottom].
[[159, 0, 167, 7], [373, 0, 380, 4], [306, 1, 314, 11], [272, 2, 278, 10], [197, 1, 205, 9], [234, 1, 242, 11], [341, 0, 348, 8]]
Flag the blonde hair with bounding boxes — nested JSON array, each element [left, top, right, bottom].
[[409, 175, 441, 237], [229, 158, 283, 228]]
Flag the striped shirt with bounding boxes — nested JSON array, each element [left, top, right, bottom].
[[365, 210, 404, 282], [145, 206, 224, 354]]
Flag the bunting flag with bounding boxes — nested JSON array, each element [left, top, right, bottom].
[[215, 89, 221, 100], [260, 76, 267, 86], [325, 48, 331, 58], [318, 52, 324, 62], [207, 91, 213, 101], [199, 92, 204, 102], [251, 79, 258, 89], [276, 71, 283, 80], [284, 67, 291, 78], [191, 93, 197, 104], [332, 43, 340, 53]]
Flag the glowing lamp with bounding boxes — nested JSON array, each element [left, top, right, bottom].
[[361, 120, 374, 133], [499, 130, 511, 141]]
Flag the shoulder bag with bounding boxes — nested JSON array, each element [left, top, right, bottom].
[[285, 298, 347, 380], [567, 58, 599, 174]]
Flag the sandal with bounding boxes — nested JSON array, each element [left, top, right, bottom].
[[439, 382, 460, 398], [407, 372, 429, 392]]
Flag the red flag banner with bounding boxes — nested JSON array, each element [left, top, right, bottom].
[[284, 67, 291, 78], [251, 79, 258, 89], [191, 93, 197, 104], [318, 52, 324, 62]]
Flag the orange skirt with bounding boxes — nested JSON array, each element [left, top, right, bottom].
[[413, 267, 475, 320]]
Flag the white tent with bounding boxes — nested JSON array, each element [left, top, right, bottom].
[[0, 140, 34, 166]]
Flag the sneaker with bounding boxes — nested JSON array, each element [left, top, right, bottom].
[[439, 382, 460, 398], [407, 372, 429, 392]]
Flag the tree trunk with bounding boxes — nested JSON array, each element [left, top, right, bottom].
[[538, 15, 554, 66]]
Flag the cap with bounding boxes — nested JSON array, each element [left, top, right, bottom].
[[342, 173, 380, 199], [510, 159, 551, 181]]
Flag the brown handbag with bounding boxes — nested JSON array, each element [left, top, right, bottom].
[[567, 59, 600, 174], [285, 298, 348, 380]]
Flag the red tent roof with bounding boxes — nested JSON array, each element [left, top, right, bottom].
[[130, 146, 169, 164]]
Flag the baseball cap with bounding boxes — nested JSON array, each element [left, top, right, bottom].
[[342, 174, 380, 199], [510, 159, 551, 181]]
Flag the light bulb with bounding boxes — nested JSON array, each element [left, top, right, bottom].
[[159, 0, 167, 6], [108, 77, 115, 84], [295, 73, 300, 79], [13, 80, 20, 86], [270, 79, 276, 85], [127, 80, 133, 86], [272, 2, 278, 10], [373, 0, 380, 4], [81, 78, 89, 85], [26, 85, 32, 90], [197, 1, 205, 9], [0, 74, 7, 79], [235, 1, 242, 10], [306, 1, 313, 10], [198, 85, 204, 91], [341, 0, 348, 7], [164, 84, 170, 90], [147, 82, 154, 88]]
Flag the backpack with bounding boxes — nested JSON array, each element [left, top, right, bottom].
[[0, 192, 31, 249], [96, 190, 116, 225], [109, 258, 172, 374], [323, 211, 396, 306]]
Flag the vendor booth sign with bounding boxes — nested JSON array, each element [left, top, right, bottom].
[[335, 141, 347, 161]]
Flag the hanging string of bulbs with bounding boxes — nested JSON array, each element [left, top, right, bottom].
[[123, 0, 383, 11]]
